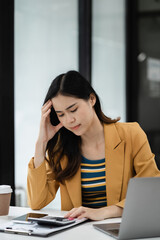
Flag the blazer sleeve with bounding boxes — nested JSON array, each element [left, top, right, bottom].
[[116, 123, 160, 209], [27, 157, 60, 210]]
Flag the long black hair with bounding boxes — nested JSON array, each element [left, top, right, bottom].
[[44, 70, 119, 183]]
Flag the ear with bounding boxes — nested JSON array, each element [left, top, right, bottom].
[[89, 93, 96, 107]]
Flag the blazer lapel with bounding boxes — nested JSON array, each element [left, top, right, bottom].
[[60, 157, 82, 207], [104, 124, 125, 206]]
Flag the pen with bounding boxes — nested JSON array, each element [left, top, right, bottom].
[[5, 227, 33, 235], [12, 220, 33, 224]]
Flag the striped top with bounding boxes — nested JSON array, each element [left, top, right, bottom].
[[81, 156, 107, 208]]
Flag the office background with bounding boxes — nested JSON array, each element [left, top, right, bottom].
[[0, 0, 160, 209]]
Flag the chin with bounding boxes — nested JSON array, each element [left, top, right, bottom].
[[65, 127, 82, 136], [73, 128, 87, 136], [73, 132, 83, 136], [70, 128, 84, 136], [69, 129, 81, 136]]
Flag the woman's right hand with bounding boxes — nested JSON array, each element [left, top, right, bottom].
[[38, 100, 63, 144], [34, 100, 63, 168]]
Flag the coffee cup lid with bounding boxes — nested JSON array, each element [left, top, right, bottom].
[[0, 185, 12, 194]]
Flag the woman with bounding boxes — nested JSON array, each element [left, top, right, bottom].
[[27, 70, 160, 221]]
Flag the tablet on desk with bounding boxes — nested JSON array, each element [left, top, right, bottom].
[[13, 213, 48, 224]]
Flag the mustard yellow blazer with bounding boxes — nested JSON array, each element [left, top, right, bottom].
[[27, 122, 160, 210]]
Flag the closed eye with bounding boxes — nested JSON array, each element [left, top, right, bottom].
[[58, 113, 64, 117], [71, 108, 78, 113], [57, 107, 78, 117]]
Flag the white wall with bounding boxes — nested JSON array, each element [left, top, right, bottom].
[[15, 0, 78, 209]]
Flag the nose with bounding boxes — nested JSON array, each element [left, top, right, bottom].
[[65, 113, 75, 124]]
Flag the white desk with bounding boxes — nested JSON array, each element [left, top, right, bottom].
[[0, 207, 159, 240], [0, 206, 121, 240]]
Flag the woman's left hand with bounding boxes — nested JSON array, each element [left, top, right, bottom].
[[64, 205, 123, 221], [64, 206, 105, 220]]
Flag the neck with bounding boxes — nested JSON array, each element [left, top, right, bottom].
[[81, 113, 104, 146]]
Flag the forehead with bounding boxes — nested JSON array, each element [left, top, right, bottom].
[[51, 94, 82, 110]]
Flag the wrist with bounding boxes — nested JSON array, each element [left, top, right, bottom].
[[34, 140, 47, 168], [103, 205, 123, 219], [36, 139, 47, 153]]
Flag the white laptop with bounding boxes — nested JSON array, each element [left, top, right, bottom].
[[93, 177, 160, 239]]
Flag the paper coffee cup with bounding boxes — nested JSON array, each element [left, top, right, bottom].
[[0, 185, 12, 216]]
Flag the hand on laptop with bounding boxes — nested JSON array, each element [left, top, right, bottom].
[[64, 205, 123, 221]]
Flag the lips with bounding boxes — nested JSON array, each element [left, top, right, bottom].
[[70, 124, 81, 130]]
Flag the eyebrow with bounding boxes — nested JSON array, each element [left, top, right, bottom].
[[55, 103, 77, 113]]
